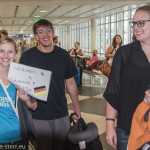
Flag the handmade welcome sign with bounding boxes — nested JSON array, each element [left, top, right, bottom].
[[8, 62, 52, 101]]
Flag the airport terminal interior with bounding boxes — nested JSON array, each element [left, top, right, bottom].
[[1, 0, 150, 149]]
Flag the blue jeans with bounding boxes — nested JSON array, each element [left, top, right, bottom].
[[117, 128, 129, 150]]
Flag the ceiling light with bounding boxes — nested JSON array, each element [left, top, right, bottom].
[[35, 16, 41, 18], [40, 11, 47, 13], [94, 11, 100, 13]]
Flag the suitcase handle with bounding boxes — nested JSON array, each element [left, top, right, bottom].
[[70, 113, 87, 131]]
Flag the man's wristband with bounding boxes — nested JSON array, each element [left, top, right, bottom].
[[106, 118, 115, 122]]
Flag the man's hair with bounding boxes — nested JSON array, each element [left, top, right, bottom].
[[93, 49, 97, 53], [33, 19, 54, 34], [92, 49, 97, 56], [0, 37, 18, 53], [136, 5, 150, 16]]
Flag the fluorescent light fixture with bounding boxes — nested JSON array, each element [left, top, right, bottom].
[[40, 10, 47, 12], [35, 16, 41, 17], [94, 11, 100, 13]]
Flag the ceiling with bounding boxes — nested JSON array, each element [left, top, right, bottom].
[[0, 0, 149, 35]]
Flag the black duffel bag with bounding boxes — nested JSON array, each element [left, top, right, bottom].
[[65, 113, 103, 150]]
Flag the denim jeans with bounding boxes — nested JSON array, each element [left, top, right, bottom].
[[117, 127, 129, 150]]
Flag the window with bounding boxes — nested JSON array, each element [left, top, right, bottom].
[[55, 4, 145, 57], [55, 26, 67, 50], [95, 4, 143, 58], [70, 21, 91, 55]]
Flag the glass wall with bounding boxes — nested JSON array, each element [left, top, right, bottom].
[[95, 5, 140, 58], [55, 26, 67, 50], [55, 4, 144, 58], [70, 21, 91, 56]]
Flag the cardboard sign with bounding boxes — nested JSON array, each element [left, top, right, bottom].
[[8, 62, 52, 101]]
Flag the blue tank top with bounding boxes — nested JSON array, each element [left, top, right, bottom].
[[0, 84, 22, 143]]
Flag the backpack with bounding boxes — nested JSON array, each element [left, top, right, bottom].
[[65, 113, 103, 150]]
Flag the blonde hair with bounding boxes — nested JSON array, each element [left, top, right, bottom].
[[0, 37, 18, 53]]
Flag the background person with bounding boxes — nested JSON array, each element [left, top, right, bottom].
[[103, 5, 150, 150], [70, 42, 85, 85], [105, 34, 122, 66], [53, 35, 61, 47], [85, 49, 99, 71], [70, 42, 86, 65], [21, 40, 27, 55], [19, 19, 81, 150]]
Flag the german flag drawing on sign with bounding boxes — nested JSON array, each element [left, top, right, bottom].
[[34, 86, 47, 96]]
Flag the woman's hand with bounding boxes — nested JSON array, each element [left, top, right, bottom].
[[144, 89, 150, 105], [15, 86, 30, 102], [77, 55, 81, 58], [16, 86, 37, 110], [106, 123, 117, 148]]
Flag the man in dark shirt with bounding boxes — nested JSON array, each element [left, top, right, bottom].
[[19, 19, 81, 150]]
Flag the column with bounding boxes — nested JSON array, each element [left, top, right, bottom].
[[91, 19, 96, 51], [67, 25, 70, 51]]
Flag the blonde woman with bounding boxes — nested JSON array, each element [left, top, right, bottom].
[[0, 37, 37, 148]]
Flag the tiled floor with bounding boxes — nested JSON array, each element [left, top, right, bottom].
[[67, 72, 116, 150]]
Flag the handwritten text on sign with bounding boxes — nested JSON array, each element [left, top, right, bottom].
[[8, 62, 52, 101]]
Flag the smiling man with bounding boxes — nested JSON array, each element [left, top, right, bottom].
[[19, 19, 81, 150]]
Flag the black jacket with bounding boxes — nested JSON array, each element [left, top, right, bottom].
[[18, 98, 36, 140]]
